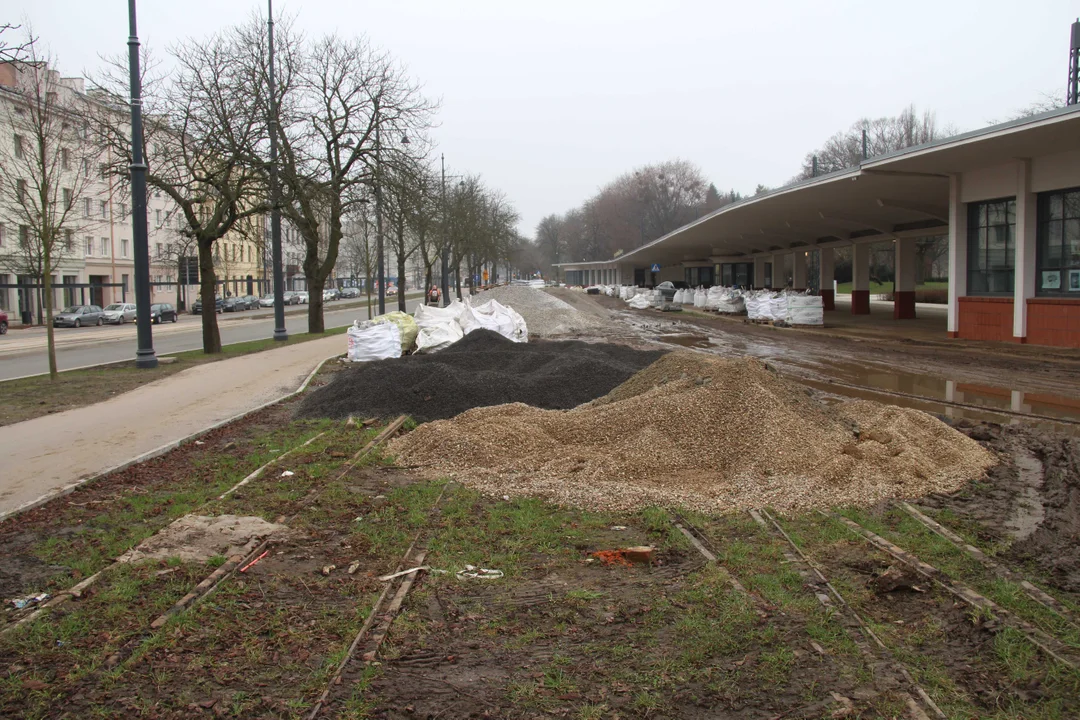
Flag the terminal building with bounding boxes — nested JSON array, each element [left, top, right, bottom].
[[556, 103, 1080, 349]]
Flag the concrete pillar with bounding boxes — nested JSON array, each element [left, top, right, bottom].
[[1013, 158, 1036, 342], [819, 247, 835, 310], [792, 250, 808, 290], [947, 174, 968, 337], [851, 242, 870, 314], [754, 257, 766, 288], [894, 236, 917, 319], [771, 253, 786, 288]]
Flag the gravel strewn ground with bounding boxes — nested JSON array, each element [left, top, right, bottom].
[[296, 330, 665, 422], [392, 351, 997, 514], [468, 285, 603, 336]]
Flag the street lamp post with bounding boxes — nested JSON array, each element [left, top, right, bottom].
[[127, 0, 157, 369], [375, 123, 385, 316], [267, 0, 287, 341], [440, 154, 449, 307]]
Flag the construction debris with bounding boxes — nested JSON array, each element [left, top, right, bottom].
[[391, 352, 997, 514], [297, 330, 664, 422], [466, 285, 603, 336]]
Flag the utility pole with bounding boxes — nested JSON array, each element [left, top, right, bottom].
[[861, 129, 868, 160], [1068, 18, 1079, 106], [375, 121, 385, 315], [127, 0, 157, 369], [440, 153, 450, 307], [268, 0, 287, 340]]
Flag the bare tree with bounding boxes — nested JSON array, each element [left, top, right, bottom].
[[268, 28, 434, 332], [0, 23, 34, 63], [93, 28, 270, 353], [0, 34, 98, 377], [340, 203, 377, 318]]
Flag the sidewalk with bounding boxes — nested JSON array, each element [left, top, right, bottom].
[[0, 333, 345, 519]]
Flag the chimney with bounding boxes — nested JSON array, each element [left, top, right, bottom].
[[1069, 18, 1080, 106]]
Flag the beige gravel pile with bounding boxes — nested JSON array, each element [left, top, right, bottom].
[[469, 285, 602, 336], [390, 352, 997, 514]]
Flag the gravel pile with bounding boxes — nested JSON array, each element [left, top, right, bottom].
[[468, 285, 602, 336], [297, 330, 665, 423], [391, 352, 997, 514]]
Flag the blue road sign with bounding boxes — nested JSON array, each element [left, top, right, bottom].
[[650, 263, 661, 272]]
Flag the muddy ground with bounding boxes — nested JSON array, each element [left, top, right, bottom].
[[2, 295, 1080, 718]]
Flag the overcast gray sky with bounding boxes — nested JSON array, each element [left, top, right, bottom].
[[19, 0, 1079, 235]]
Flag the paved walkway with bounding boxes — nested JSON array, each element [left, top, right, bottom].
[[0, 334, 346, 518]]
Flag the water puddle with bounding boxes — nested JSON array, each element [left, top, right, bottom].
[[653, 334, 713, 349], [1006, 449, 1046, 541]]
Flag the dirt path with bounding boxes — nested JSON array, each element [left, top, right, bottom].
[[0, 334, 344, 518]]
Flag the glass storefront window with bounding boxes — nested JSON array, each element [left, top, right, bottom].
[[1037, 187, 1080, 295], [967, 198, 1015, 295]]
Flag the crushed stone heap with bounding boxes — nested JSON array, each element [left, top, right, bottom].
[[297, 330, 665, 423], [390, 352, 997, 513], [467, 285, 602, 336]]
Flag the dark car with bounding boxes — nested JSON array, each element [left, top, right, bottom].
[[150, 303, 178, 324], [54, 305, 104, 328], [339, 286, 361, 299], [191, 297, 223, 314], [241, 295, 260, 310], [222, 296, 247, 312], [0, 310, 7, 334]]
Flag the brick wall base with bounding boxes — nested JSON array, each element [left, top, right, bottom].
[[820, 289, 835, 311], [957, 297, 1013, 342], [1027, 298, 1080, 348]]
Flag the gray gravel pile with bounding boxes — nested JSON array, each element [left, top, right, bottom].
[[296, 330, 665, 423], [392, 351, 997, 514], [468, 285, 602, 336]]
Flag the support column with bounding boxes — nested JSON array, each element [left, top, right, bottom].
[[771, 253, 786, 288], [894, 236, 917, 319], [947, 174, 968, 337], [792, 250, 808, 290], [819, 247, 835, 310], [851, 242, 870, 314], [754, 257, 766, 288], [1013, 158, 1036, 342]]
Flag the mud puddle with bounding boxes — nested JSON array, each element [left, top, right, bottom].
[[652, 333, 713, 349]]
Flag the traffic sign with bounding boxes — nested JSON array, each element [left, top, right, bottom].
[[650, 263, 661, 272]]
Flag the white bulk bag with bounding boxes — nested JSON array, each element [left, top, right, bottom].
[[413, 299, 465, 329], [346, 321, 402, 363], [628, 294, 652, 310], [768, 294, 787, 321], [785, 295, 824, 326], [694, 289, 707, 307], [415, 320, 464, 353], [458, 298, 528, 342]]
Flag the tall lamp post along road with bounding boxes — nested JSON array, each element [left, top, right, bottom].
[[267, 0, 287, 340], [373, 121, 408, 315], [127, 0, 157, 368]]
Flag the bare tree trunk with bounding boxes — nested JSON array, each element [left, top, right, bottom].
[[396, 252, 407, 313], [454, 261, 462, 300], [307, 273, 326, 333], [424, 265, 433, 305], [365, 278, 373, 320], [43, 254, 57, 379], [198, 241, 222, 354]]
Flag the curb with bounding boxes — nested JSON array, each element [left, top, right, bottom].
[[0, 352, 341, 525]]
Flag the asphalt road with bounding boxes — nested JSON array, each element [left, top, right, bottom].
[[0, 292, 425, 381]]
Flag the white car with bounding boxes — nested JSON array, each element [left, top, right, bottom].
[[259, 294, 275, 308], [296, 291, 309, 304], [101, 303, 137, 324]]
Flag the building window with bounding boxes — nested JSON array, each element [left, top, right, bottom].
[[121, 238, 129, 258], [86, 237, 93, 256], [0, 223, 4, 246], [85, 198, 92, 218], [156, 242, 163, 257], [967, 198, 1015, 295], [14, 134, 25, 159], [82, 158, 90, 177], [155, 209, 162, 225], [64, 229, 74, 252], [61, 148, 70, 170], [99, 164, 109, 180], [19, 225, 29, 248], [100, 237, 108, 256], [63, 188, 73, 210], [16, 178, 26, 203], [100, 200, 108, 218], [1037, 187, 1080, 295], [121, 203, 127, 220]]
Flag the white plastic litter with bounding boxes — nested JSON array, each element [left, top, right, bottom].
[[413, 300, 466, 329], [628, 294, 653, 310], [456, 565, 504, 580], [378, 566, 431, 582], [346, 321, 402, 362], [280, 470, 294, 477]]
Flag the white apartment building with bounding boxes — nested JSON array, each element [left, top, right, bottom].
[[0, 59, 262, 323]]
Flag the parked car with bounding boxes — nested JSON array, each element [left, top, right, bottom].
[[0, 310, 7, 335], [385, 285, 398, 296], [339, 286, 361, 299], [222, 296, 247, 312], [259, 294, 275, 308], [150, 303, 178, 324], [241, 295, 260, 310], [296, 291, 309, 304], [283, 291, 301, 305], [54, 305, 104, 328], [191, 297, 224, 314], [322, 288, 339, 302], [101, 302, 138, 324]]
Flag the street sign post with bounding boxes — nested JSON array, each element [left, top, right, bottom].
[[650, 263, 661, 272]]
